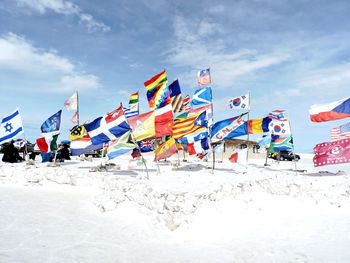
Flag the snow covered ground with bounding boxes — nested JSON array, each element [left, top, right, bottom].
[[0, 152, 350, 262]]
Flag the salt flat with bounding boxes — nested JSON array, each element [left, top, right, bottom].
[[0, 153, 349, 263]]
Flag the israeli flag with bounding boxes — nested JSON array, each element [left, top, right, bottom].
[[191, 87, 212, 106], [0, 109, 24, 144]]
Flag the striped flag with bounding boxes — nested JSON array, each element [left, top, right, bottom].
[[0, 109, 24, 144], [168, 80, 183, 113], [124, 92, 139, 118], [129, 92, 139, 104], [144, 70, 167, 91], [268, 110, 287, 121], [180, 95, 191, 111], [331, 122, 350, 141], [124, 103, 139, 118], [172, 111, 207, 139]]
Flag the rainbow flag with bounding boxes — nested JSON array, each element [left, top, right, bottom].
[[129, 92, 139, 104], [144, 70, 170, 109], [144, 70, 167, 91], [146, 82, 171, 109]]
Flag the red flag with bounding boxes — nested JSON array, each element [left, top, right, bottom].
[[228, 148, 248, 165], [313, 139, 350, 167], [155, 104, 173, 137]]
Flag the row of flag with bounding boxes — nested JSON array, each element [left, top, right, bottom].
[[1, 66, 349, 168]]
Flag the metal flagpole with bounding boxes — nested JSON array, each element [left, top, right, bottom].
[[22, 134, 29, 161], [122, 103, 149, 179], [76, 90, 80, 126], [286, 111, 298, 174], [209, 86, 215, 174], [245, 91, 251, 165]]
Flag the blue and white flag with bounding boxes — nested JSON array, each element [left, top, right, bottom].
[[41, 110, 62, 135], [0, 109, 24, 144], [70, 136, 103, 156], [84, 105, 130, 145], [123, 103, 139, 118], [178, 127, 209, 145], [191, 87, 212, 106], [211, 114, 247, 143]]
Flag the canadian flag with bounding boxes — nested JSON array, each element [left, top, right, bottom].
[[229, 148, 248, 166]]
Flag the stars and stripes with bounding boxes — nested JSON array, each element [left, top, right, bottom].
[[331, 122, 350, 141]]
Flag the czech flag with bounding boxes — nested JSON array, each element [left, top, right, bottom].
[[309, 97, 350, 122]]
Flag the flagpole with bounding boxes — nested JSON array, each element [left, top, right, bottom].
[[76, 90, 80, 126], [286, 111, 298, 174], [264, 137, 271, 166], [209, 87, 215, 174], [122, 103, 149, 179], [246, 91, 251, 165], [22, 134, 29, 161]]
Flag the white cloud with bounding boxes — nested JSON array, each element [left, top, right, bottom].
[[298, 64, 350, 91], [166, 16, 290, 89], [16, 0, 110, 32], [0, 33, 74, 72], [0, 33, 101, 92], [60, 74, 100, 90]]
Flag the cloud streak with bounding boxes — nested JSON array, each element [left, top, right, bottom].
[[166, 16, 290, 89], [0, 33, 101, 92], [16, 0, 110, 33]]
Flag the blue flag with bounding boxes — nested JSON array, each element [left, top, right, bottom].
[[137, 139, 155, 152], [211, 114, 247, 143], [0, 109, 24, 144], [84, 105, 130, 145], [191, 87, 212, 106], [41, 110, 62, 134]]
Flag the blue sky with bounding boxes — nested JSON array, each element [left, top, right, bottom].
[[0, 0, 350, 152]]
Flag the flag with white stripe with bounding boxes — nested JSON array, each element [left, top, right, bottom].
[[331, 122, 350, 141], [84, 105, 130, 145], [0, 109, 24, 144]]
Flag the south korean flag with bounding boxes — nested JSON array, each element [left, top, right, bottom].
[[269, 120, 291, 135], [229, 93, 250, 110]]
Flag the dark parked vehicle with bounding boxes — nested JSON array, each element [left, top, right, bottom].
[[269, 151, 300, 161]]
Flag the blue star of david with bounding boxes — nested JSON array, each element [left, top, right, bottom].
[[4, 123, 13, 133]]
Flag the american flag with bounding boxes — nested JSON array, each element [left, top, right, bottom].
[[197, 68, 211, 86], [331, 122, 350, 141]]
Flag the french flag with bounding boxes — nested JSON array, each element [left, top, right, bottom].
[[309, 97, 350, 123]]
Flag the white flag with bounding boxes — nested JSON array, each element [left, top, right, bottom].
[[64, 92, 78, 111], [0, 109, 24, 144], [229, 93, 250, 110], [269, 120, 291, 135], [229, 148, 248, 166]]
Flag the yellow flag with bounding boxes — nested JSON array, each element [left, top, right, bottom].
[[128, 111, 155, 141], [69, 125, 86, 141]]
